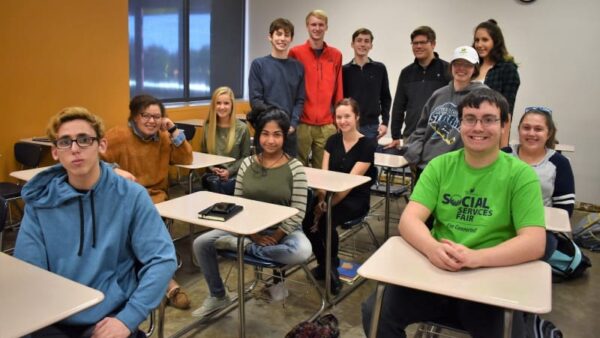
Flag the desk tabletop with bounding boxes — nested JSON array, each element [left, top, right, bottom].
[[377, 136, 403, 148], [0, 253, 104, 338], [155, 191, 298, 235], [175, 152, 235, 170], [10, 166, 50, 182], [545, 206, 571, 232], [374, 153, 408, 168], [304, 166, 371, 192], [175, 119, 204, 127], [20, 137, 53, 147], [358, 237, 551, 314]]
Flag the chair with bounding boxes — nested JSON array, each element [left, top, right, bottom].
[[217, 190, 326, 321], [0, 142, 44, 226], [0, 197, 8, 252], [338, 166, 382, 257], [175, 123, 196, 141]]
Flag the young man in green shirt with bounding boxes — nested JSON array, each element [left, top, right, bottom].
[[362, 88, 546, 338]]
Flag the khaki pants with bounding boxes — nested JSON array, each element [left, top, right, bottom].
[[296, 123, 337, 168]]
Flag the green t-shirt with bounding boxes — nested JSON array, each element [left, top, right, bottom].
[[411, 149, 545, 249]]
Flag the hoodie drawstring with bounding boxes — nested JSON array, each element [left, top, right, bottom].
[[77, 197, 84, 256], [76, 190, 97, 256], [90, 191, 96, 249]]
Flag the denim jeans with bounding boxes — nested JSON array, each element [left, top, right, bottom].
[[192, 229, 312, 297], [359, 123, 380, 140]]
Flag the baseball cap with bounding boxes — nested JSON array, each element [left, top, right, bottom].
[[451, 46, 479, 64]]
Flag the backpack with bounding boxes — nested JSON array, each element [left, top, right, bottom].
[[572, 212, 600, 251], [547, 232, 591, 282], [285, 314, 340, 338], [524, 313, 563, 338]]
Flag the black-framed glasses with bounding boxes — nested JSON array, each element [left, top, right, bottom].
[[410, 40, 430, 46], [525, 106, 553, 115], [54, 135, 98, 149], [140, 113, 162, 121], [461, 116, 501, 127]]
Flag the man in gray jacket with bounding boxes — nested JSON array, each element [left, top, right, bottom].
[[403, 46, 487, 182]]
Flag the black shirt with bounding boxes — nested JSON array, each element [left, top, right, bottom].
[[342, 59, 392, 126], [391, 54, 451, 139]]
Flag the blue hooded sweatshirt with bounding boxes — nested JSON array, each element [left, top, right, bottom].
[[14, 161, 177, 332]]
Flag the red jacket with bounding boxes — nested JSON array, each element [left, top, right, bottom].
[[289, 41, 343, 126]]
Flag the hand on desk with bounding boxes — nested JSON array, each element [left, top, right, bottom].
[[425, 239, 481, 272], [92, 317, 130, 338]]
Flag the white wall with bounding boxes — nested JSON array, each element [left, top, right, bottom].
[[247, 0, 600, 203]]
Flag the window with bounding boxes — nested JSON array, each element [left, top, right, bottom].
[[128, 0, 245, 102]]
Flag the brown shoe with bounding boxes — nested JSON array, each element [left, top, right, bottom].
[[166, 286, 191, 310]]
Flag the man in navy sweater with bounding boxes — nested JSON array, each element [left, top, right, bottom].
[[249, 18, 305, 156]]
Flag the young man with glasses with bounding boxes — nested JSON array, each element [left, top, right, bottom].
[[14, 107, 177, 337], [103, 94, 193, 310], [342, 28, 392, 140], [363, 88, 546, 338], [384, 26, 451, 150]]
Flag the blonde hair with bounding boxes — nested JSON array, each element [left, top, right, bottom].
[[205, 86, 236, 154], [305, 9, 328, 25], [46, 107, 105, 141]]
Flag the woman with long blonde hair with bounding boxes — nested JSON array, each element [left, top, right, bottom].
[[201, 86, 250, 194]]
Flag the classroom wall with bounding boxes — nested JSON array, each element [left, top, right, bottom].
[[0, 0, 130, 180], [0, 1, 250, 183], [247, 0, 600, 204]]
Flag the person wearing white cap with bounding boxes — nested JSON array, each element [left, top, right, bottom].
[[401, 45, 488, 188]]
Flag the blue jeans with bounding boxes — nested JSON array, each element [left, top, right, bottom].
[[192, 229, 312, 297], [359, 124, 380, 140]]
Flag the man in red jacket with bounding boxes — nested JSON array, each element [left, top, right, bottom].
[[289, 9, 343, 168]]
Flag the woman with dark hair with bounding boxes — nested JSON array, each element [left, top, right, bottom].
[[504, 106, 575, 216], [192, 107, 311, 318], [473, 19, 520, 147], [200, 86, 250, 195], [303, 98, 376, 295]]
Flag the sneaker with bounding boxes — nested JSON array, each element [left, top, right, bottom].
[[267, 283, 289, 301], [191, 291, 237, 318], [214, 236, 251, 251]]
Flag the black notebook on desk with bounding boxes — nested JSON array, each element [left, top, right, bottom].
[[198, 202, 243, 221]]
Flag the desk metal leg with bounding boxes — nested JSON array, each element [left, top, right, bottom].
[[503, 309, 513, 338], [324, 192, 334, 304], [368, 283, 385, 338], [384, 167, 391, 240], [188, 170, 195, 194], [237, 236, 246, 338]]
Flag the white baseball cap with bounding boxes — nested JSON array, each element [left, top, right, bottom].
[[451, 46, 479, 64]]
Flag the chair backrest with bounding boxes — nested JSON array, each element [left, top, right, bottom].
[[14, 142, 43, 168], [175, 123, 196, 141], [0, 196, 8, 233]]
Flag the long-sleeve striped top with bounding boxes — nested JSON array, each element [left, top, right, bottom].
[[234, 156, 308, 233]]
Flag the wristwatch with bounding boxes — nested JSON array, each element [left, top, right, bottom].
[[168, 125, 178, 134]]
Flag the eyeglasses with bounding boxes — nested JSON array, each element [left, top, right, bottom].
[[525, 106, 553, 115], [461, 116, 501, 127], [411, 40, 430, 46], [54, 135, 98, 149], [140, 113, 162, 121]]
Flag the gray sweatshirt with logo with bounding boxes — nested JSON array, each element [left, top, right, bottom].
[[403, 81, 488, 169]]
